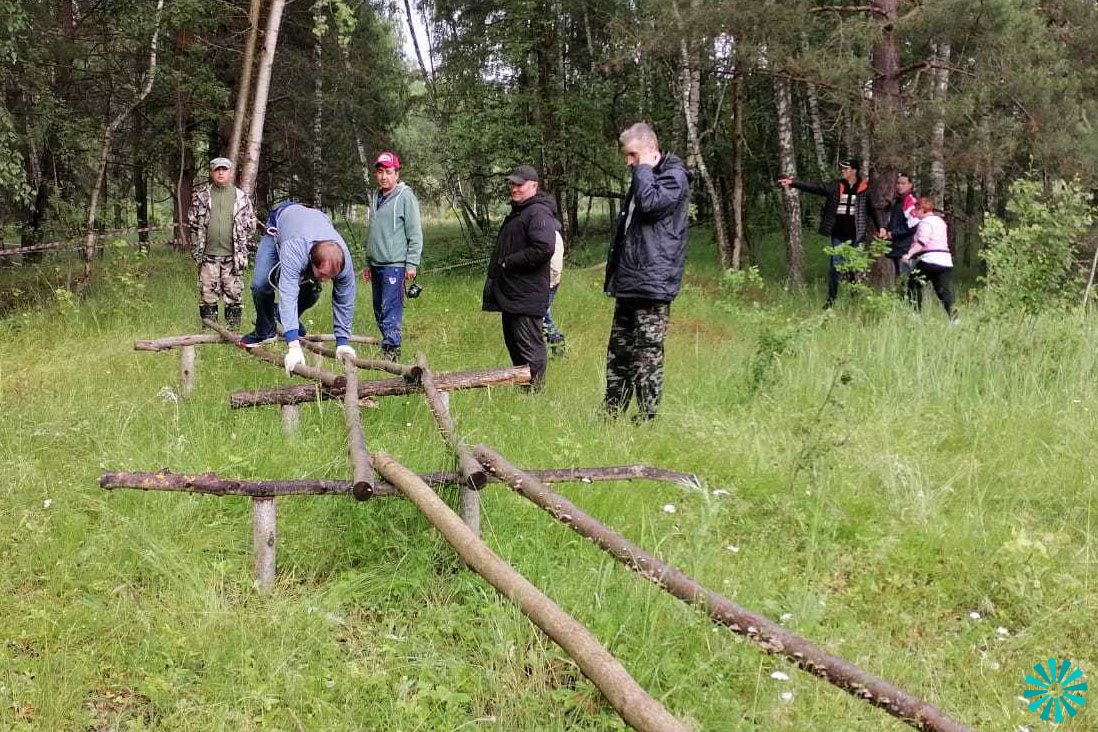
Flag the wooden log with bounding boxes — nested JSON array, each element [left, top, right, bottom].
[[134, 332, 377, 352], [99, 465, 694, 498], [372, 452, 688, 732], [473, 447, 972, 732], [229, 365, 531, 409], [341, 355, 376, 500], [450, 391, 482, 534], [280, 404, 300, 436], [415, 354, 488, 492], [252, 496, 276, 592], [180, 345, 196, 396], [202, 318, 346, 389], [135, 333, 225, 351], [299, 338, 421, 379]]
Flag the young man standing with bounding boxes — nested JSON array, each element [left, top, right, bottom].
[[603, 123, 689, 422], [188, 157, 256, 329], [778, 159, 881, 308], [362, 151, 423, 361]]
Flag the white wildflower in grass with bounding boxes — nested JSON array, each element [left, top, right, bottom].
[[662, 504, 676, 514], [969, 611, 981, 620], [157, 386, 179, 403], [726, 545, 739, 553], [405, 422, 413, 427], [770, 671, 790, 681], [711, 488, 730, 498], [996, 626, 1009, 637], [42, 498, 53, 509], [780, 691, 794, 702], [779, 613, 794, 623]]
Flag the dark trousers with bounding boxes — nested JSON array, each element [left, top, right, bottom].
[[908, 261, 955, 315], [604, 298, 670, 420], [501, 313, 547, 386], [543, 285, 562, 337], [370, 265, 406, 348]]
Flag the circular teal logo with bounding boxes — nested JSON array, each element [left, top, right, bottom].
[[1024, 659, 1087, 723]]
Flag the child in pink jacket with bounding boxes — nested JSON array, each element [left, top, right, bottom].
[[901, 196, 956, 319]]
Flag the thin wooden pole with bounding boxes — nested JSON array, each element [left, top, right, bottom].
[[340, 354, 376, 500], [298, 338, 420, 378], [372, 452, 688, 732], [229, 365, 530, 409], [473, 446, 973, 732], [252, 496, 276, 592], [179, 345, 196, 396], [100, 465, 697, 498], [202, 318, 345, 388]]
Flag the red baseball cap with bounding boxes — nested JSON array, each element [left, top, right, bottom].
[[374, 151, 400, 169]]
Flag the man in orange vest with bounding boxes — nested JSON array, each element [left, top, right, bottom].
[[779, 158, 881, 308]]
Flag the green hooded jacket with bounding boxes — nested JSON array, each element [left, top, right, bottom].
[[366, 183, 423, 268]]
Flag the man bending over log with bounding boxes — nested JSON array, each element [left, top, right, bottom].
[[240, 203, 357, 374]]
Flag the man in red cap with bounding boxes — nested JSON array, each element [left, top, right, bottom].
[[362, 151, 423, 361]]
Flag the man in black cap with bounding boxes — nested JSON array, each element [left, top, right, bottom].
[[482, 165, 560, 388], [779, 158, 881, 307]]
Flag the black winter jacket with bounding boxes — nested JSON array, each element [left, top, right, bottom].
[[482, 192, 558, 316], [604, 152, 690, 302], [791, 176, 882, 244]]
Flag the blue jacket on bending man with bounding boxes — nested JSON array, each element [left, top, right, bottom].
[[241, 203, 358, 374]]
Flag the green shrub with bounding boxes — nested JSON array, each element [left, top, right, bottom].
[[979, 177, 1095, 314]]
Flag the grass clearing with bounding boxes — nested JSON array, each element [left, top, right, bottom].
[[1, 226, 1094, 730]]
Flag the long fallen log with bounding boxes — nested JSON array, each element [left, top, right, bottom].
[[372, 451, 688, 732], [299, 338, 420, 379], [229, 365, 530, 409], [340, 355, 375, 500], [134, 331, 378, 352], [473, 446, 972, 732], [415, 354, 488, 491], [202, 318, 345, 389], [99, 465, 696, 498]]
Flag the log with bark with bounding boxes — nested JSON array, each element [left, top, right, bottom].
[[340, 355, 375, 500], [415, 354, 487, 490], [298, 339, 420, 379], [473, 446, 972, 732], [99, 464, 696, 499], [372, 451, 688, 732], [229, 365, 531, 409], [202, 318, 345, 389], [134, 332, 378, 352]]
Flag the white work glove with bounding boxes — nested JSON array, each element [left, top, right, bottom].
[[284, 342, 306, 376], [335, 344, 357, 362]]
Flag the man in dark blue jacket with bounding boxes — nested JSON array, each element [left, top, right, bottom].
[[603, 123, 689, 421]]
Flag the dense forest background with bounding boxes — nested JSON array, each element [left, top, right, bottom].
[[3, 0, 1098, 287]]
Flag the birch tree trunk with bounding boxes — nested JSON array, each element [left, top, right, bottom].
[[730, 73, 746, 270], [239, 0, 288, 198], [672, 0, 732, 268], [227, 0, 263, 167], [311, 6, 324, 207], [774, 74, 804, 285], [80, 0, 165, 284], [928, 43, 951, 202]]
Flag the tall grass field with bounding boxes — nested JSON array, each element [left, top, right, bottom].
[[1, 226, 1094, 730]]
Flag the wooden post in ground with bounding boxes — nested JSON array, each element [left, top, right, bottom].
[[252, 496, 276, 592], [280, 404, 300, 436], [180, 345, 196, 396], [372, 451, 688, 732], [445, 391, 481, 533], [473, 446, 973, 732]]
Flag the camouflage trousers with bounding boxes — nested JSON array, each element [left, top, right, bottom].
[[198, 255, 244, 306], [604, 298, 670, 421]]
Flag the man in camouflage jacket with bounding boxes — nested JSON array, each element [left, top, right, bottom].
[[188, 157, 257, 329]]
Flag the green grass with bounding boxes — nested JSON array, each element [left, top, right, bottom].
[[0, 226, 1094, 731]]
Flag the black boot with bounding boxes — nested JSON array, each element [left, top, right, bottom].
[[199, 303, 218, 327], [224, 304, 243, 331]]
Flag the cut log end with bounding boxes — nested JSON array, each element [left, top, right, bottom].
[[351, 480, 375, 501]]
